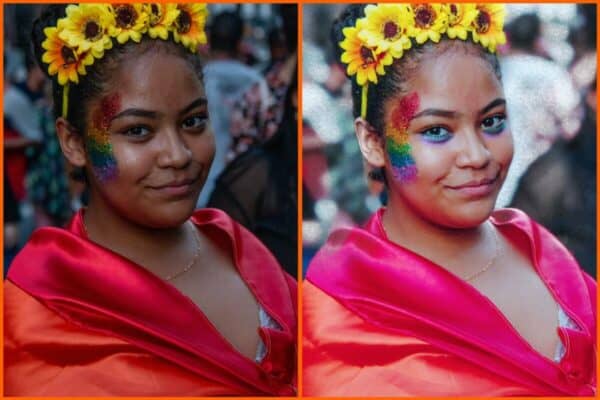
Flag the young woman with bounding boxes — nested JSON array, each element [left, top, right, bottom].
[[303, 4, 595, 396], [5, 4, 296, 396]]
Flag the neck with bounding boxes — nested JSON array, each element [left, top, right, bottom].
[[382, 192, 492, 277], [84, 189, 189, 272]]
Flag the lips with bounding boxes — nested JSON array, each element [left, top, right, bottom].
[[152, 177, 197, 189], [446, 172, 500, 198], [149, 175, 201, 197]]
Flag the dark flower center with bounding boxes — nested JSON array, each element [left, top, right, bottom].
[[414, 5, 435, 28], [149, 4, 161, 25], [115, 5, 137, 28], [383, 21, 399, 39], [176, 10, 192, 33], [450, 4, 457, 14], [415, 4, 435, 29], [84, 21, 100, 40], [360, 46, 375, 65], [61, 46, 77, 65], [476, 10, 491, 33]]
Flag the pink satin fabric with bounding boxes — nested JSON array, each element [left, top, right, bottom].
[[6, 208, 296, 396], [305, 208, 595, 396]]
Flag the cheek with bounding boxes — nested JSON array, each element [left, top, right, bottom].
[[487, 129, 514, 170], [410, 140, 455, 183], [191, 131, 216, 164]]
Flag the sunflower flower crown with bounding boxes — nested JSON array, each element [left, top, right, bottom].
[[40, 3, 208, 118], [339, 3, 506, 118]]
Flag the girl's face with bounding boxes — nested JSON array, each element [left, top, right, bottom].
[[84, 51, 214, 228], [383, 51, 513, 228]]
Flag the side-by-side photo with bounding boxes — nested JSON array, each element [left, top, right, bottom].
[[4, 3, 297, 396], [302, 3, 596, 396]]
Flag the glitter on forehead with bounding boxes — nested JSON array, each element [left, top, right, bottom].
[[386, 92, 420, 182], [86, 93, 121, 181]]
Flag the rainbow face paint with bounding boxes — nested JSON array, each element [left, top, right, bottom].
[[86, 93, 121, 182], [386, 92, 419, 182]]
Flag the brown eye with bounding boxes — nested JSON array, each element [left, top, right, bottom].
[[123, 125, 151, 138], [182, 115, 206, 130], [481, 114, 506, 135]]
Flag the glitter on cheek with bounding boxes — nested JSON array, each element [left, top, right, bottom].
[[86, 94, 121, 182], [386, 92, 420, 182]]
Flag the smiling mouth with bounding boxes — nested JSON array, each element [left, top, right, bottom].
[[446, 172, 500, 197], [149, 175, 202, 197]]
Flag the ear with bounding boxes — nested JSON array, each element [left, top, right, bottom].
[[56, 117, 86, 168], [355, 117, 386, 168]]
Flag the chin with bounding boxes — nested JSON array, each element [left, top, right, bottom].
[[436, 201, 496, 229], [138, 200, 197, 229]]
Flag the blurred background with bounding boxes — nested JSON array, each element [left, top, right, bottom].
[[4, 4, 298, 277], [302, 4, 596, 277]]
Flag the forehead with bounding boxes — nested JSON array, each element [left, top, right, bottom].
[[101, 51, 205, 110], [401, 52, 503, 113]]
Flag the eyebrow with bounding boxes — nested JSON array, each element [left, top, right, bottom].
[[179, 97, 207, 117], [110, 97, 208, 122], [410, 98, 506, 121]]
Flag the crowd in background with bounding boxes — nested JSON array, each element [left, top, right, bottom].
[[302, 4, 597, 276], [4, 4, 298, 277]]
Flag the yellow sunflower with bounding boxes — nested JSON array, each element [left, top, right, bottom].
[[173, 4, 208, 52], [407, 3, 448, 44], [358, 4, 412, 58], [109, 4, 149, 44], [42, 26, 94, 85], [340, 19, 394, 86], [471, 4, 506, 52], [444, 3, 478, 41], [57, 4, 114, 59], [145, 3, 180, 40]]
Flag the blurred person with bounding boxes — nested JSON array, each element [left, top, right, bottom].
[[4, 117, 33, 272], [511, 80, 596, 277], [569, 5, 596, 92], [4, 53, 46, 144], [303, 4, 595, 396], [228, 5, 296, 162], [5, 4, 296, 396], [200, 10, 270, 206], [496, 13, 582, 207], [208, 72, 297, 277]]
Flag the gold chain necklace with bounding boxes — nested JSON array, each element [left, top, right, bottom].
[[82, 218, 201, 281], [381, 219, 501, 282], [463, 224, 500, 282], [164, 223, 201, 281]]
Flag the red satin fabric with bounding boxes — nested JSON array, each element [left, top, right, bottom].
[[5, 208, 297, 396], [304, 208, 596, 396]]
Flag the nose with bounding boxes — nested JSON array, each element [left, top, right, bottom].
[[455, 129, 491, 169], [157, 128, 192, 169]]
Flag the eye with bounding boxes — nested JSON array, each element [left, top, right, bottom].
[[122, 125, 151, 139], [182, 115, 207, 131], [481, 114, 506, 135], [420, 126, 452, 143]]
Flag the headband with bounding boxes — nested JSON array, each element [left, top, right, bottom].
[[40, 3, 208, 119], [339, 3, 506, 118]]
